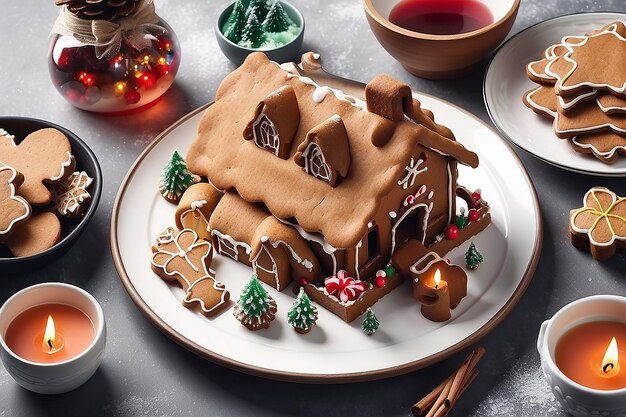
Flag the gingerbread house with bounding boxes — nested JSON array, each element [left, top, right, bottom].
[[186, 52, 490, 321]]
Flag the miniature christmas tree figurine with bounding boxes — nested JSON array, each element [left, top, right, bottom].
[[455, 207, 467, 229], [287, 287, 319, 334], [465, 242, 484, 270], [159, 150, 199, 203], [240, 8, 266, 48], [233, 275, 278, 331], [222, 0, 247, 43], [262, 0, 293, 33], [248, 0, 272, 23], [362, 308, 380, 336]]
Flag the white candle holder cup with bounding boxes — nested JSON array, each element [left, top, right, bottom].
[[537, 295, 626, 417], [0, 283, 106, 395]]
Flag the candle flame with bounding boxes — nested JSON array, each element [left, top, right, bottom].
[[43, 315, 56, 351], [602, 337, 619, 375], [434, 269, 441, 288]]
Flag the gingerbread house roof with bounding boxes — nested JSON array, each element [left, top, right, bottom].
[[187, 53, 478, 249]]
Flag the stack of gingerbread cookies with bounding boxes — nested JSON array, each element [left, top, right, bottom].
[[0, 128, 93, 257], [523, 21, 626, 164]]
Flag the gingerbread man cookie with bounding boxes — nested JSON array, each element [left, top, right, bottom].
[[0, 128, 75, 205], [5, 212, 61, 257], [569, 187, 626, 261], [50, 171, 93, 218], [151, 228, 230, 316], [0, 164, 31, 240]]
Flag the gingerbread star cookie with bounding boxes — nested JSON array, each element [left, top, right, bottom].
[[569, 187, 626, 261], [50, 171, 93, 218], [0, 128, 75, 205], [0, 164, 31, 240], [151, 228, 230, 316]]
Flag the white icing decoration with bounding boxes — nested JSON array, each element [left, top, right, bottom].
[[251, 242, 281, 290], [391, 201, 433, 254], [279, 62, 296, 72], [0, 128, 15, 142], [571, 136, 626, 160], [389, 211, 397, 219], [409, 251, 442, 276], [183, 267, 229, 314], [313, 53, 320, 60], [398, 158, 427, 190], [190, 200, 207, 210], [354, 239, 363, 280], [428, 191, 434, 199], [211, 229, 251, 261], [0, 165, 31, 235], [280, 219, 338, 274], [267, 238, 314, 272], [50, 151, 73, 182], [302, 142, 332, 183], [251, 111, 280, 155]]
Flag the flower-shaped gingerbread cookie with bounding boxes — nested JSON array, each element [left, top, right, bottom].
[[0, 164, 31, 240], [151, 228, 230, 316], [569, 187, 626, 261]]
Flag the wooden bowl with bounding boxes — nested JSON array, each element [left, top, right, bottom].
[[363, 0, 520, 79]]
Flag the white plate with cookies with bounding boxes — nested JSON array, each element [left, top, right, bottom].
[[485, 12, 626, 177], [112, 75, 541, 382]]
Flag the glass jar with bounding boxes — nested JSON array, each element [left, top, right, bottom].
[[48, 20, 180, 113]]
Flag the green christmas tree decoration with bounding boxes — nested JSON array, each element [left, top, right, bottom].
[[287, 287, 319, 334], [362, 308, 380, 336], [240, 8, 266, 48], [455, 207, 467, 229], [222, 0, 247, 43], [383, 265, 395, 277], [465, 242, 484, 270], [159, 149, 198, 203], [233, 275, 278, 331], [262, 0, 293, 33]]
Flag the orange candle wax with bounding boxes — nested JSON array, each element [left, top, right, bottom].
[[5, 304, 95, 364], [555, 321, 626, 390]]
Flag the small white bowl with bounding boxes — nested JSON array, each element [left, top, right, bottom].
[[537, 295, 626, 417], [0, 283, 106, 395]]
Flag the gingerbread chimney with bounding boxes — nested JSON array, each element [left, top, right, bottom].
[[365, 75, 413, 122], [294, 114, 350, 187], [243, 85, 300, 159]]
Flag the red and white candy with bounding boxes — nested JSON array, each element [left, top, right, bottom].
[[324, 270, 366, 302]]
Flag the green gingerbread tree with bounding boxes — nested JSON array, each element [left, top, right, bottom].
[[222, 0, 247, 43], [362, 308, 380, 336], [240, 8, 266, 48], [262, 0, 293, 33], [287, 287, 318, 334], [465, 242, 484, 270], [159, 150, 198, 203], [233, 275, 277, 331]]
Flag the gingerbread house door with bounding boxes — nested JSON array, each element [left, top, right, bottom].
[[391, 203, 431, 253]]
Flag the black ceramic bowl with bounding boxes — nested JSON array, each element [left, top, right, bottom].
[[0, 117, 102, 274], [215, 0, 305, 65]]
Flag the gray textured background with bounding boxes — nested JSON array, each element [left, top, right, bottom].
[[1, 1, 625, 416]]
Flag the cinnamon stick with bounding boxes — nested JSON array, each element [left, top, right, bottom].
[[410, 348, 485, 417], [411, 375, 453, 416]]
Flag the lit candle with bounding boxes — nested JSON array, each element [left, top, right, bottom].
[[555, 322, 626, 390], [0, 283, 105, 394], [411, 254, 467, 322]]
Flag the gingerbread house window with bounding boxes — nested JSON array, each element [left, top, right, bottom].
[[294, 115, 351, 187], [243, 85, 300, 159], [366, 223, 380, 261]]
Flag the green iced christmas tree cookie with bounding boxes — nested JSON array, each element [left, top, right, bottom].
[[362, 308, 380, 336], [233, 275, 278, 331], [465, 242, 484, 270], [159, 150, 198, 204], [287, 287, 318, 334]]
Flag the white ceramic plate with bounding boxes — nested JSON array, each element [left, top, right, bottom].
[[484, 12, 626, 177], [111, 92, 541, 382]]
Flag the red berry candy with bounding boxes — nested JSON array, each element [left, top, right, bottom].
[[468, 208, 479, 222], [298, 278, 309, 287], [444, 224, 459, 240], [374, 276, 386, 288], [124, 91, 141, 104], [472, 192, 481, 202]]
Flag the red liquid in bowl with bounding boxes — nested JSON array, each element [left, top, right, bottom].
[[389, 0, 494, 35]]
